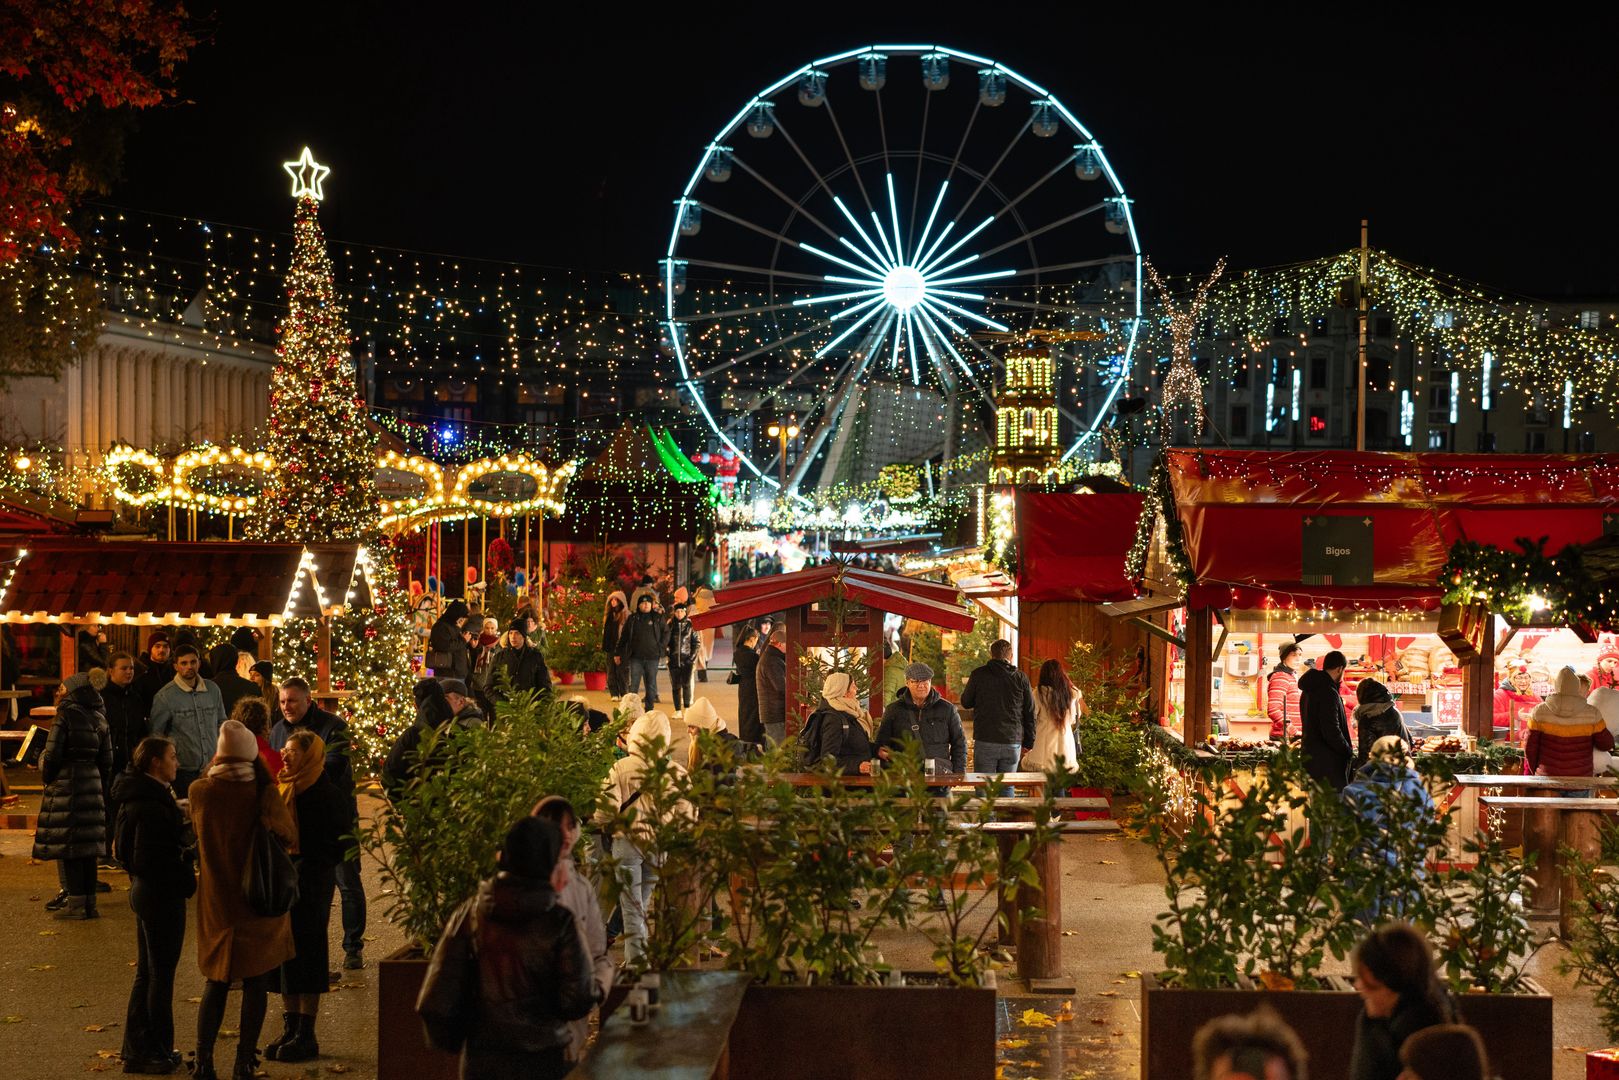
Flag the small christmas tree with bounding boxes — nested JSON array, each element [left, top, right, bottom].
[[249, 147, 377, 542]]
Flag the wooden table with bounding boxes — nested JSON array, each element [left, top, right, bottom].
[[1452, 774, 1619, 790], [567, 970, 750, 1080], [781, 771, 1049, 793], [1480, 794, 1619, 934]]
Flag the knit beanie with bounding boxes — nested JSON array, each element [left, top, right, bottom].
[[217, 718, 259, 761], [251, 661, 273, 680], [685, 697, 724, 732], [617, 693, 646, 722], [63, 669, 109, 694]]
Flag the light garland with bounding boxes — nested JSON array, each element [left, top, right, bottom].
[[1147, 257, 1225, 439]]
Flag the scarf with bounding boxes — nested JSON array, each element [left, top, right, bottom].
[[822, 673, 874, 740], [276, 732, 327, 837], [207, 755, 255, 782]]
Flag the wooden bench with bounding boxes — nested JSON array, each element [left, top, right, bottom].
[[568, 970, 750, 1079], [781, 771, 1049, 794], [1479, 794, 1619, 935]]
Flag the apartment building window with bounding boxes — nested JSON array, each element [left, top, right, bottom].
[[1427, 381, 1451, 424], [1580, 310, 1603, 330], [1230, 405, 1249, 438], [1309, 356, 1329, 390], [1428, 429, 1451, 450], [1524, 431, 1548, 452]]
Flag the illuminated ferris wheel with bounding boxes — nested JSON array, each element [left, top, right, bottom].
[[661, 44, 1142, 494]]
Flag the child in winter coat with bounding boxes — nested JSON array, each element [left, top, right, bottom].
[[1524, 667, 1614, 783]]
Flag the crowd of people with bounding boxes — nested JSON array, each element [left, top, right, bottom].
[[29, 629, 366, 1077]]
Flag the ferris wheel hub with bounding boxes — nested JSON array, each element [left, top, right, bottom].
[[881, 266, 927, 312]]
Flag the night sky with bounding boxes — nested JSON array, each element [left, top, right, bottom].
[[111, 4, 1619, 297]]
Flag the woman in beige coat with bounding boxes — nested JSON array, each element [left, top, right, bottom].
[[187, 719, 295, 1080]]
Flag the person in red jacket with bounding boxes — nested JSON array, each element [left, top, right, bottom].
[[1587, 647, 1619, 691], [1492, 662, 1539, 741], [1267, 643, 1304, 741], [1524, 667, 1613, 789]]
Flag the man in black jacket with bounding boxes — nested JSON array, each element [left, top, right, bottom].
[[207, 645, 259, 716], [959, 640, 1035, 778], [492, 624, 552, 706], [875, 662, 967, 774], [615, 596, 667, 709], [132, 633, 174, 714], [271, 678, 367, 968], [1299, 650, 1354, 790], [101, 651, 147, 866], [666, 601, 698, 718]]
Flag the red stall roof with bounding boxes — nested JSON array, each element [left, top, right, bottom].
[[691, 564, 976, 632], [1017, 491, 1146, 603], [1165, 449, 1619, 612]]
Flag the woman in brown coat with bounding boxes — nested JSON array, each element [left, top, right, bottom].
[[187, 719, 295, 1080]]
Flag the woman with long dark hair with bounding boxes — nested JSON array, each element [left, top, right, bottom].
[[264, 729, 349, 1063], [1023, 659, 1083, 772], [602, 592, 630, 697], [1349, 923, 1454, 1080], [733, 626, 763, 747], [188, 719, 295, 1080], [114, 735, 195, 1074]]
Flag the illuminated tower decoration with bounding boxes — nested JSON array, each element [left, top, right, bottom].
[[990, 337, 1062, 485]]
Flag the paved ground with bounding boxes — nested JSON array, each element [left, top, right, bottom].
[[0, 662, 1607, 1078]]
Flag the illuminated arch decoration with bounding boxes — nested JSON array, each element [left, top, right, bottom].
[[104, 445, 576, 530]]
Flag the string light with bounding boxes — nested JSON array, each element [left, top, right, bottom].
[[1146, 257, 1225, 439]]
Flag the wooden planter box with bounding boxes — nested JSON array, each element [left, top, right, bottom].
[[1141, 973, 1553, 1080], [377, 945, 461, 1080], [726, 976, 996, 1079]]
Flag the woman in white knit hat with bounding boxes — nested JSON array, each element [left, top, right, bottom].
[[594, 710, 683, 963]]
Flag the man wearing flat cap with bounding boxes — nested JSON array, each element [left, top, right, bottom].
[[875, 661, 967, 774]]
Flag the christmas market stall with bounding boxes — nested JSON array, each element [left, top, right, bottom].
[[689, 562, 976, 733]]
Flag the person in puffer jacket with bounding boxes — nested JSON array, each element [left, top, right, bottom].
[[1352, 678, 1414, 771], [1524, 666, 1613, 782], [417, 817, 597, 1080]]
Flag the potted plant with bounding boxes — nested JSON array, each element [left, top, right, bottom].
[[356, 690, 623, 1080], [1559, 822, 1619, 1078], [542, 570, 609, 686], [1135, 745, 1554, 1080], [597, 735, 1046, 1079]]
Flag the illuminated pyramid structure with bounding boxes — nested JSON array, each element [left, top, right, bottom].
[[990, 336, 1063, 485]]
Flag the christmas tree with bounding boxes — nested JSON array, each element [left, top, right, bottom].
[[252, 149, 416, 769], [249, 147, 378, 541]]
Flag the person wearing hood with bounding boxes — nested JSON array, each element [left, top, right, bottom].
[[594, 710, 681, 963], [806, 671, 877, 776], [427, 598, 473, 682], [188, 720, 296, 1080], [1343, 736, 1436, 921], [1299, 650, 1355, 791], [1267, 643, 1304, 741], [1524, 667, 1614, 788], [114, 735, 195, 1074], [149, 644, 228, 798], [733, 626, 763, 747], [756, 628, 789, 746], [875, 662, 967, 774], [417, 816, 597, 1080], [492, 622, 552, 703], [1353, 678, 1414, 772], [601, 591, 630, 697], [382, 678, 468, 798], [77, 625, 109, 672], [684, 696, 744, 773], [264, 730, 351, 1064], [208, 645, 259, 717], [33, 669, 114, 919]]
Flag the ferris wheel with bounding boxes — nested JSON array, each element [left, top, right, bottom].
[[661, 44, 1142, 494]]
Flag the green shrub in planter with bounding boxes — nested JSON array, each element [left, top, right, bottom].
[[357, 689, 624, 950], [1561, 822, 1619, 1040]]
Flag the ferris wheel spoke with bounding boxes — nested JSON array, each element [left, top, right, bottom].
[[926, 267, 1018, 286], [917, 215, 997, 276], [904, 310, 921, 385], [912, 182, 950, 271], [786, 344, 876, 492], [887, 307, 905, 374], [886, 174, 907, 264], [801, 238, 889, 281], [920, 295, 1009, 332], [693, 317, 835, 381], [992, 151, 1080, 223], [941, 98, 982, 195], [831, 197, 895, 273], [821, 97, 878, 218], [771, 114, 865, 222], [914, 305, 995, 406], [696, 201, 827, 254], [909, 90, 932, 248], [925, 287, 987, 303], [814, 295, 890, 358], [869, 210, 900, 266], [790, 286, 884, 308], [998, 253, 1135, 277], [955, 116, 1034, 226], [976, 203, 1109, 261], [728, 154, 842, 241], [682, 258, 827, 285], [977, 295, 1090, 314]]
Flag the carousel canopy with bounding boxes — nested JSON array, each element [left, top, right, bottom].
[[1164, 449, 1619, 612], [0, 537, 370, 626], [691, 563, 976, 633]]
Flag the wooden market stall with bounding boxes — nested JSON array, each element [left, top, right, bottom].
[[0, 537, 375, 697], [1143, 449, 1619, 747], [689, 562, 976, 731]]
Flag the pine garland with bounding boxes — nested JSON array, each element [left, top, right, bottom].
[[1126, 458, 1195, 587], [1441, 536, 1619, 630]]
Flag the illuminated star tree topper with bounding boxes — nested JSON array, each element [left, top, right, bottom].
[[282, 146, 330, 202]]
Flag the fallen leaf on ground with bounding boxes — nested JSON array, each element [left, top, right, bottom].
[[2, 1016, 23, 1024], [1096, 859, 1116, 865], [83, 1023, 118, 1032], [1011, 1060, 1041, 1068], [69, 1002, 88, 1009], [1061, 929, 1078, 936], [185, 997, 202, 1004], [326, 1066, 351, 1074], [1018, 1007, 1056, 1028], [1090, 1017, 1108, 1025], [1122, 971, 1141, 979], [219, 1028, 238, 1037], [1096, 990, 1119, 997], [996, 1037, 1030, 1050], [1054, 1000, 1075, 1021], [27, 963, 55, 971], [38, 930, 58, 936], [94, 1050, 119, 1059]]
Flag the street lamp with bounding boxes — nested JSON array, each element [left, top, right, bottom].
[[765, 418, 799, 490]]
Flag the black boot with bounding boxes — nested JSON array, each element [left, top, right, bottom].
[[230, 1046, 261, 1080], [44, 889, 68, 911], [262, 1013, 297, 1061], [274, 1014, 318, 1063], [54, 895, 93, 920], [191, 1056, 219, 1080]]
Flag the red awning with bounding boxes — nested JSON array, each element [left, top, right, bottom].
[[691, 564, 975, 633], [1017, 491, 1145, 603], [1165, 450, 1619, 611]]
